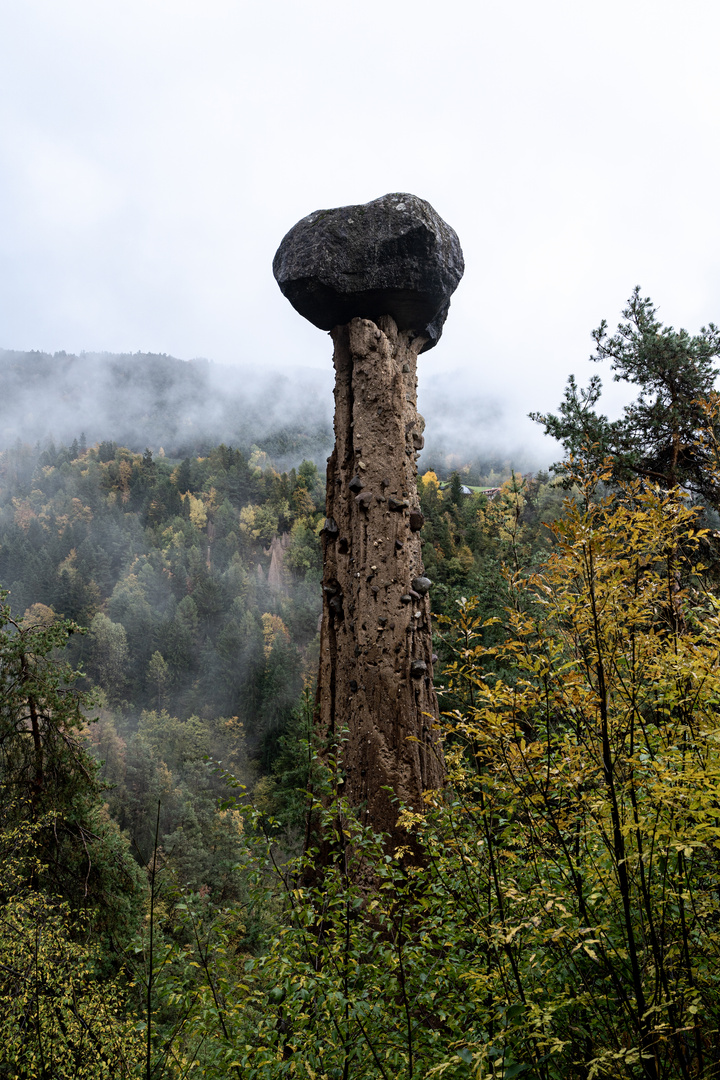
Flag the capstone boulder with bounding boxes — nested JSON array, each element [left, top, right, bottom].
[[273, 193, 464, 351]]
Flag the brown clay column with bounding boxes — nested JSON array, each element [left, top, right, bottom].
[[319, 315, 442, 834], [273, 193, 463, 836]]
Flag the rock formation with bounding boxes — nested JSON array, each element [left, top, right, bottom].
[[267, 533, 290, 594], [273, 193, 463, 840], [273, 192, 464, 351]]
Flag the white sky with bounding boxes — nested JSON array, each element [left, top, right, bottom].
[[2, 0, 719, 461]]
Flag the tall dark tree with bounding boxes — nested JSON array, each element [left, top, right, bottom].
[[531, 287, 720, 497], [0, 594, 141, 946], [449, 470, 464, 506]]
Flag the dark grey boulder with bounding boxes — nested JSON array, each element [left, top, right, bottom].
[[412, 576, 432, 595], [273, 193, 464, 352]]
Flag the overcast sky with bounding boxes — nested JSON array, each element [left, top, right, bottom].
[[1, 0, 719, 462]]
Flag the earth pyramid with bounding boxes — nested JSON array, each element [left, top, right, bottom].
[[274, 192, 464, 840]]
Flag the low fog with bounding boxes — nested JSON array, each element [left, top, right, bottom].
[[0, 348, 332, 466], [0, 347, 556, 475], [2, 3, 719, 478]]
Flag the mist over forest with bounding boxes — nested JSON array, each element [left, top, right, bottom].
[[0, 347, 546, 476], [0, 348, 333, 467]]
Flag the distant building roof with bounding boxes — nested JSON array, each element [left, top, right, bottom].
[[439, 481, 474, 497]]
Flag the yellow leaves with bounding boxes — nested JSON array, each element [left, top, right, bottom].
[[117, 457, 132, 503], [58, 548, 78, 576], [11, 489, 91, 537], [238, 502, 279, 544], [248, 444, 270, 473], [261, 612, 290, 657], [421, 469, 440, 492], [571, 940, 600, 961], [217, 807, 245, 837], [22, 602, 57, 627], [0, 851, 142, 1075], [292, 485, 316, 518], [397, 808, 426, 830], [183, 492, 208, 529], [480, 474, 528, 549], [12, 497, 37, 531]]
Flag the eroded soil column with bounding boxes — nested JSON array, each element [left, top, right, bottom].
[[273, 191, 464, 839], [317, 315, 443, 836]]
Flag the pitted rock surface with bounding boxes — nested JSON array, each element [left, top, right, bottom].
[[316, 316, 444, 844], [273, 193, 464, 351]]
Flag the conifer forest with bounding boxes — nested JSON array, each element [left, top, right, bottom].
[[5, 291, 720, 1078]]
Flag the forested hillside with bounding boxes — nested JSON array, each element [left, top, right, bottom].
[[0, 430, 565, 1074], [0, 434, 555, 890], [5, 292, 720, 1078], [0, 347, 334, 463], [0, 439, 324, 731], [0, 347, 542, 478]]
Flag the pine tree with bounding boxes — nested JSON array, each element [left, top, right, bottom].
[[531, 287, 720, 496], [449, 470, 464, 505]]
